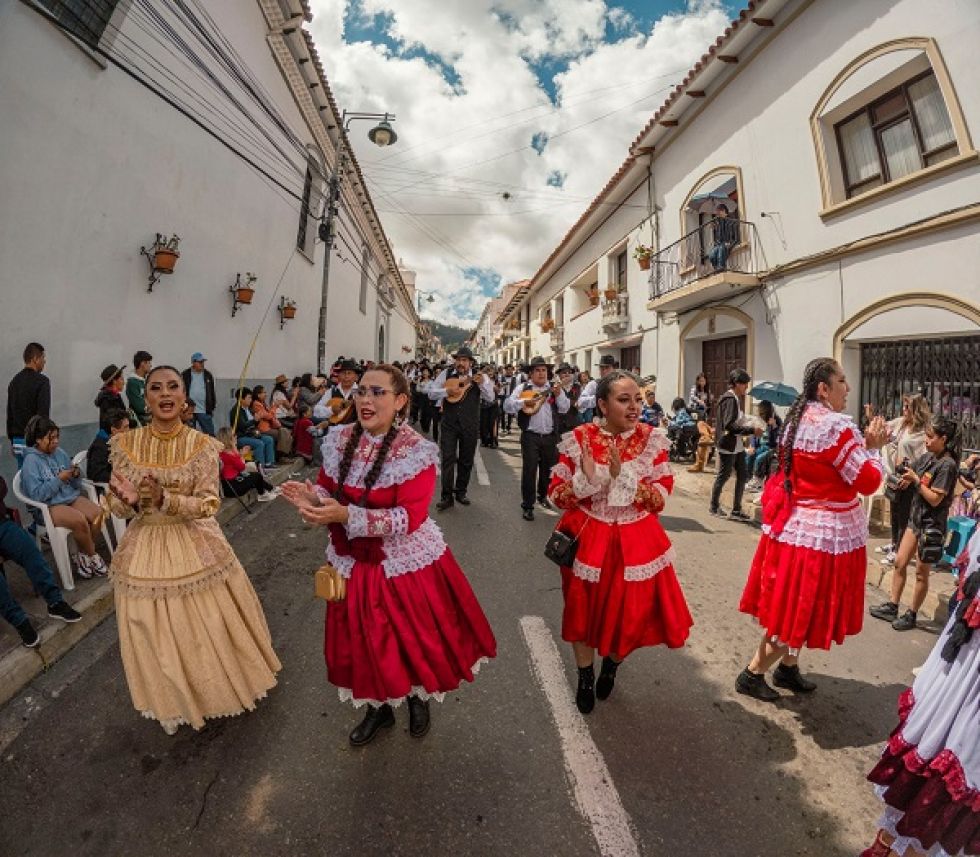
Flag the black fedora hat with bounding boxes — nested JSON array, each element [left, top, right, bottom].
[[556, 362, 574, 374], [100, 364, 125, 384], [338, 359, 360, 373], [528, 355, 553, 369], [598, 354, 617, 367], [452, 346, 476, 360]]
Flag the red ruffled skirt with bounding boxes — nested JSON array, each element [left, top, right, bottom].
[[738, 535, 866, 650], [560, 524, 692, 659], [325, 549, 496, 706]]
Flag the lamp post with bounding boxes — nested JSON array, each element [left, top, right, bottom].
[[416, 289, 435, 314], [317, 111, 398, 374]]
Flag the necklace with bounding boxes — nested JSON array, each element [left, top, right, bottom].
[[150, 421, 184, 440]]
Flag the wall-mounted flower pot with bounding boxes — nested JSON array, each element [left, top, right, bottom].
[[603, 288, 619, 300], [282, 304, 296, 319], [637, 256, 651, 271], [154, 248, 179, 273], [235, 287, 255, 305]]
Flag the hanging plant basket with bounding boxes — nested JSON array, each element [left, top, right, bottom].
[[154, 248, 179, 273], [637, 256, 651, 271], [235, 286, 255, 305], [282, 304, 296, 319]]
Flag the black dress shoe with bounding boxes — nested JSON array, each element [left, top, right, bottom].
[[407, 695, 430, 738], [455, 494, 471, 506], [576, 665, 595, 714], [595, 656, 620, 700], [538, 497, 554, 511], [436, 497, 454, 512], [735, 668, 780, 702], [349, 704, 395, 746], [522, 508, 534, 521], [772, 663, 817, 693]]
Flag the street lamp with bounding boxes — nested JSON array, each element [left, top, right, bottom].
[[417, 289, 436, 314], [317, 110, 398, 373]]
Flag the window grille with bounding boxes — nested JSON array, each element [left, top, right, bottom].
[[37, 0, 121, 50]]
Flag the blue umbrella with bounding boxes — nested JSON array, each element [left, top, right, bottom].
[[749, 381, 799, 406]]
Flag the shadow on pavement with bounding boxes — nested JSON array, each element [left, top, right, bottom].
[[659, 514, 712, 534]]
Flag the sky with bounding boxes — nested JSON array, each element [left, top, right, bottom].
[[308, 0, 742, 326]]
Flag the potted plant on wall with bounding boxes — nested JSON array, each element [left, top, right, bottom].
[[603, 285, 620, 301], [587, 286, 599, 306], [234, 273, 257, 305], [633, 243, 653, 270]]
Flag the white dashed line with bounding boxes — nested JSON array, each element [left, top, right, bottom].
[[519, 616, 641, 857], [474, 447, 490, 486]]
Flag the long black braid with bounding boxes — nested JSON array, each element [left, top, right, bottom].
[[779, 357, 842, 494]]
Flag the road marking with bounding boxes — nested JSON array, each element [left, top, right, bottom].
[[474, 448, 490, 486], [519, 616, 641, 857]]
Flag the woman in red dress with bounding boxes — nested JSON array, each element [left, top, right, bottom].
[[548, 370, 693, 714], [736, 357, 887, 700], [282, 365, 496, 745]]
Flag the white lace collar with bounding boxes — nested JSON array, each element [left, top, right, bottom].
[[791, 402, 859, 453], [321, 423, 440, 488]]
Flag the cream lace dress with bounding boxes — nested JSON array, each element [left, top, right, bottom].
[[106, 424, 281, 732]]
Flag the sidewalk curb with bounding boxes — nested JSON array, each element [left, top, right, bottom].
[[0, 463, 301, 708]]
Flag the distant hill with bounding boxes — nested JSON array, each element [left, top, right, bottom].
[[424, 320, 473, 354]]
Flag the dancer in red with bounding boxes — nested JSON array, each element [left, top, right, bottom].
[[736, 357, 887, 701], [282, 365, 496, 745], [548, 370, 692, 714]]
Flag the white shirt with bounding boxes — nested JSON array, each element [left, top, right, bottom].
[[429, 369, 495, 405], [504, 381, 569, 434], [577, 378, 598, 412]]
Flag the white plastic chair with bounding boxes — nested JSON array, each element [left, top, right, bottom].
[[11, 471, 75, 591], [73, 451, 119, 555]]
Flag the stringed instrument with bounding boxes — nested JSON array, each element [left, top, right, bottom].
[[443, 373, 484, 404], [519, 383, 562, 416], [326, 396, 355, 425]]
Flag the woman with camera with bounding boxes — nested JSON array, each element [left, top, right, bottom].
[[876, 394, 931, 566], [869, 416, 962, 631]]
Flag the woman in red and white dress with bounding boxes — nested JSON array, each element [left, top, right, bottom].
[[861, 528, 980, 857], [736, 357, 887, 700], [282, 365, 496, 746], [548, 370, 693, 714]]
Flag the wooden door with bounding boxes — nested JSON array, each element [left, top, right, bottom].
[[620, 346, 641, 374], [701, 335, 747, 415]]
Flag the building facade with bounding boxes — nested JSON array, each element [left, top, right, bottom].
[[494, 0, 979, 446], [0, 0, 419, 452]]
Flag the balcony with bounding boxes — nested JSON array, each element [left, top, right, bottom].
[[602, 294, 629, 332], [549, 326, 564, 352], [647, 219, 765, 313]]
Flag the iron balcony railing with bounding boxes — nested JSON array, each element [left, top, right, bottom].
[[549, 326, 564, 350], [648, 218, 766, 300], [601, 294, 629, 331]]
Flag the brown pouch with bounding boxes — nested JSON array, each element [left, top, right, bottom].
[[314, 563, 347, 602]]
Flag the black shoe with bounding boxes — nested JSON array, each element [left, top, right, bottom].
[[772, 663, 816, 693], [576, 665, 595, 714], [407, 695, 430, 738], [349, 704, 395, 746], [436, 497, 454, 512], [728, 509, 751, 522], [15, 619, 39, 648], [595, 656, 620, 701], [869, 601, 899, 622], [735, 667, 780, 702], [455, 494, 471, 506], [47, 601, 82, 623], [892, 610, 917, 631], [522, 508, 535, 522], [709, 506, 729, 519], [538, 497, 554, 511]]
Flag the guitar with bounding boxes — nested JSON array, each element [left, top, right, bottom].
[[519, 383, 561, 416], [326, 396, 355, 425], [443, 373, 484, 404]]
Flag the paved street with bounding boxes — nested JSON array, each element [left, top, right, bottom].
[[0, 434, 940, 857]]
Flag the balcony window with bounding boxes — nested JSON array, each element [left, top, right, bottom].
[[836, 71, 957, 198], [36, 0, 121, 50], [615, 250, 627, 289]]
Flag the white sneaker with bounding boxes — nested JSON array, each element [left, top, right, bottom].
[[880, 551, 896, 565], [875, 544, 894, 554], [257, 492, 276, 502], [87, 554, 109, 577], [74, 555, 94, 579], [746, 478, 763, 492]]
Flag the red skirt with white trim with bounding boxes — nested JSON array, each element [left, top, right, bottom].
[[738, 534, 866, 651]]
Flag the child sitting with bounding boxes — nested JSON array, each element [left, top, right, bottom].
[[292, 405, 315, 465], [217, 427, 279, 502]]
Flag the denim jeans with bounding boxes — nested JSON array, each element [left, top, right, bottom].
[[0, 519, 63, 627], [709, 243, 730, 270], [237, 435, 275, 466], [753, 447, 774, 478], [193, 413, 216, 436]]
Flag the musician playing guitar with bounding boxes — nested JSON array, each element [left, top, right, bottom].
[[503, 355, 569, 521], [325, 359, 360, 426], [430, 347, 495, 511]]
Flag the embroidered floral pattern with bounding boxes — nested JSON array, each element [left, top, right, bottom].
[[382, 519, 448, 578], [322, 423, 440, 488], [345, 505, 409, 539]]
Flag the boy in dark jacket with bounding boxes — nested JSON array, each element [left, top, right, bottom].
[[86, 408, 130, 483], [710, 368, 762, 521]]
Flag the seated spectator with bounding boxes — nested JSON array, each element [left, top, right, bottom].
[[95, 364, 133, 426], [292, 405, 314, 465], [251, 385, 292, 460], [952, 452, 979, 521], [20, 416, 108, 579], [668, 398, 696, 430], [217, 428, 279, 502], [297, 373, 326, 411], [667, 397, 699, 458], [86, 408, 130, 484], [746, 401, 783, 492], [229, 388, 276, 468], [0, 473, 82, 647], [640, 388, 664, 427], [271, 374, 297, 427]]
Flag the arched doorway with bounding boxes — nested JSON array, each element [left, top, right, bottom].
[[678, 306, 754, 416], [377, 324, 386, 363]]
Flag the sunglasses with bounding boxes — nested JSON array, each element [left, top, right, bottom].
[[353, 385, 394, 399]]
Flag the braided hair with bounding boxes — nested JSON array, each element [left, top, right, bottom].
[[332, 364, 411, 506], [779, 357, 842, 492]]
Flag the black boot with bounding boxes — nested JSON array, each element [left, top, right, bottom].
[[435, 497, 454, 512], [576, 664, 595, 714], [772, 663, 817, 693], [407, 695, 430, 738], [595, 656, 621, 701], [349, 704, 395, 746], [735, 667, 780, 702]]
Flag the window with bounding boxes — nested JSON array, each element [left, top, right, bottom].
[[615, 250, 627, 289], [835, 71, 957, 198], [359, 247, 369, 314], [36, 0, 121, 49], [296, 151, 323, 258]]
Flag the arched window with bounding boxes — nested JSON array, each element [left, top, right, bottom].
[[811, 38, 974, 214], [359, 245, 369, 314]]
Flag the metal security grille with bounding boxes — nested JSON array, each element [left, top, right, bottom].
[[860, 335, 980, 450], [38, 0, 120, 49]]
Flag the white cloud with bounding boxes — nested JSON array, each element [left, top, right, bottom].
[[308, 1, 733, 326]]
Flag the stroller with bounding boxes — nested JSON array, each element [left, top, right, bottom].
[[667, 423, 699, 462]]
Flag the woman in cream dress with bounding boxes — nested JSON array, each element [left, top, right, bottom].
[[105, 366, 280, 733]]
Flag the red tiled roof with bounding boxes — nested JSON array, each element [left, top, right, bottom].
[[525, 0, 763, 292]]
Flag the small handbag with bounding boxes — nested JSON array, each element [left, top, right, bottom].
[[544, 518, 589, 568], [917, 527, 946, 564], [314, 562, 347, 602]]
